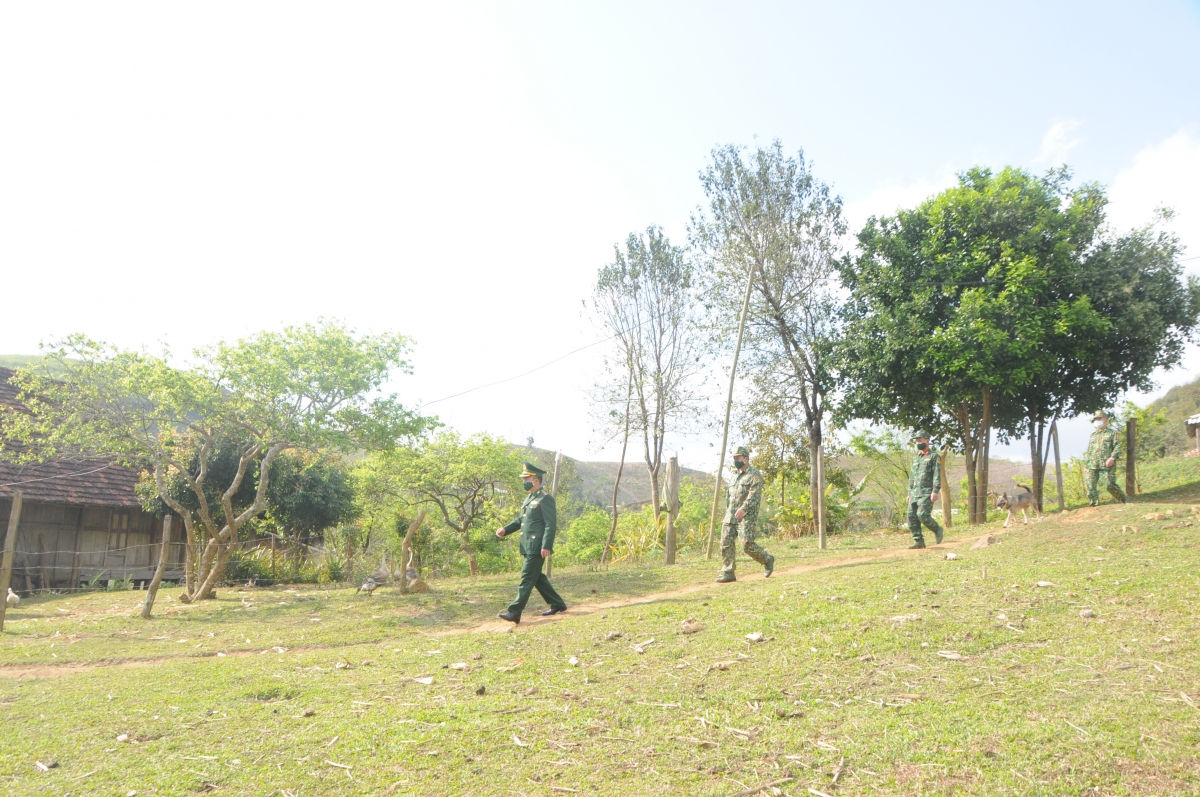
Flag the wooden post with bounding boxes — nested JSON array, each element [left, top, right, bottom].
[[706, 261, 756, 559], [664, 455, 679, 565], [37, 533, 48, 592], [547, 452, 562, 579], [270, 534, 277, 582], [939, 446, 952, 528], [816, 442, 826, 549], [141, 516, 173, 619], [1052, 420, 1065, 512], [1126, 417, 1137, 498], [0, 492, 24, 632], [399, 510, 426, 595], [70, 551, 82, 593]]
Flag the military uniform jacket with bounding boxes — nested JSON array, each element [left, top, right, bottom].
[[502, 488, 557, 556], [908, 451, 940, 501], [1084, 427, 1122, 469], [723, 465, 764, 524]]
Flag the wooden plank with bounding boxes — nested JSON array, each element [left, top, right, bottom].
[[0, 492, 24, 631]]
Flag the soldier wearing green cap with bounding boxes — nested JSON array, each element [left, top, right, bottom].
[[907, 431, 943, 549], [1084, 411, 1126, 506], [716, 445, 775, 583], [495, 462, 566, 624]]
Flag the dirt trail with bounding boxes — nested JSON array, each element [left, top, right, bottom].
[[452, 525, 1015, 636], [0, 521, 1040, 680]]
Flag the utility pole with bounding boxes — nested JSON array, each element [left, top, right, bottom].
[[547, 451, 562, 579], [706, 262, 756, 559], [1052, 420, 1065, 512], [815, 442, 826, 549]]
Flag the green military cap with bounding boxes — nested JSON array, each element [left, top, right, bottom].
[[1093, 410, 1109, 420], [732, 445, 750, 457], [913, 430, 931, 440], [520, 462, 547, 478]]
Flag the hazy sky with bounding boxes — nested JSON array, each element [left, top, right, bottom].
[[2, 2, 1198, 469]]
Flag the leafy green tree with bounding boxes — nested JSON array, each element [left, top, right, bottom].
[[4, 321, 429, 601], [691, 141, 846, 526], [356, 431, 524, 575], [839, 167, 1199, 517]]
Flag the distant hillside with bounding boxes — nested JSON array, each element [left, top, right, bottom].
[[1140, 375, 1200, 457], [0, 354, 69, 376]]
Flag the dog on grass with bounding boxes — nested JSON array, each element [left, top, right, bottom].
[[994, 483, 1041, 528]]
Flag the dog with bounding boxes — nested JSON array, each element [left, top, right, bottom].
[[994, 483, 1040, 528]]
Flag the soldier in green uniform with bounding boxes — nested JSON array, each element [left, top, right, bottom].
[[1084, 411, 1126, 506], [495, 462, 567, 624], [907, 431, 943, 549], [716, 446, 775, 583]]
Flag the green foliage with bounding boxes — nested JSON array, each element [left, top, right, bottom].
[[2, 321, 431, 600]]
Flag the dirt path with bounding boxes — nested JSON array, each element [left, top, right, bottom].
[[1, 522, 1034, 680]]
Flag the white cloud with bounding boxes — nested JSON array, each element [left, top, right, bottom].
[[842, 172, 958, 233], [1035, 119, 1083, 164], [1107, 129, 1200, 257]]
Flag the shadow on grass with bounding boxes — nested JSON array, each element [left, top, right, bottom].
[[1136, 477, 1200, 504]]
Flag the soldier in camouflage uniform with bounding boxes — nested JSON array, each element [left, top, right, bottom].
[[907, 431, 944, 549], [1084, 410, 1126, 506], [716, 446, 775, 583]]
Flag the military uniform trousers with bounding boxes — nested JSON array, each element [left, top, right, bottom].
[[720, 519, 771, 575], [907, 497, 943, 543], [506, 553, 566, 618], [1085, 466, 1125, 505]]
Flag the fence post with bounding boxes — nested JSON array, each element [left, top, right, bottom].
[[939, 446, 952, 528], [816, 442, 826, 549], [1125, 417, 1137, 498], [664, 455, 679, 565], [1052, 420, 1065, 512], [0, 492, 24, 631]]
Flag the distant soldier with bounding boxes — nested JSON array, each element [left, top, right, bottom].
[[1084, 411, 1126, 506], [907, 431, 943, 549], [495, 462, 567, 624], [716, 446, 775, 583]]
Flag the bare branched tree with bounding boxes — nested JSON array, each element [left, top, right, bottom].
[[691, 142, 846, 524], [591, 226, 706, 522]]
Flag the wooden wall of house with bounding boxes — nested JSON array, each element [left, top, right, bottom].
[[0, 498, 185, 589]]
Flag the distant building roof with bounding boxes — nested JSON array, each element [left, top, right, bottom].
[[0, 367, 144, 507], [1186, 413, 1200, 438]]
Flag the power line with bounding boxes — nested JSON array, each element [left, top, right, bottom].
[[0, 462, 115, 489]]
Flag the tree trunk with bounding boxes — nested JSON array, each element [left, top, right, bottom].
[[1029, 414, 1043, 512], [399, 510, 426, 594], [977, 388, 992, 524], [461, 531, 479, 576], [602, 370, 634, 566], [955, 401, 979, 524], [142, 515, 173, 619], [1126, 417, 1137, 498]]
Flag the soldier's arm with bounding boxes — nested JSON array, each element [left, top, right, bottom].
[[1109, 430, 1123, 464], [540, 494, 558, 551], [501, 516, 522, 536]]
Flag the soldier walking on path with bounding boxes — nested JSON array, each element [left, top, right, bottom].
[[907, 431, 944, 549], [1085, 411, 1126, 506], [716, 446, 775, 583], [495, 462, 567, 624]]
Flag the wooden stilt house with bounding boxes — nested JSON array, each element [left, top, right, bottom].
[[0, 367, 184, 592]]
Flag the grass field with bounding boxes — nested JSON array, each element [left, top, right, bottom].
[[4, 484, 1200, 796]]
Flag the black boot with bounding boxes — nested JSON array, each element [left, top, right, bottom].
[[497, 611, 520, 624], [764, 555, 775, 578], [908, 540, 926, 549], [715, 573, 736, 583], [539, 606, 567, 616]]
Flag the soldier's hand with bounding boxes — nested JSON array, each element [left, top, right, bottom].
[[931, 492, 939, 502], [1105, 458, 1115, 468], [734, 507, 746, 520], [495, 528, 505, 538], [541, 548, 552, 558]]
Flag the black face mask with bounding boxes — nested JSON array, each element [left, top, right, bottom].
[[522, 481, 535, 491], [916, 443, 928, 451]]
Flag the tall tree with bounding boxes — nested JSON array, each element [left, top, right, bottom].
[[690, 141, 846, 528], [591, 226, 705, 523], [4, 322, 428, 601]]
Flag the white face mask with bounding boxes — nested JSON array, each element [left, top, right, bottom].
[[1093, 419, 1106, 428]]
